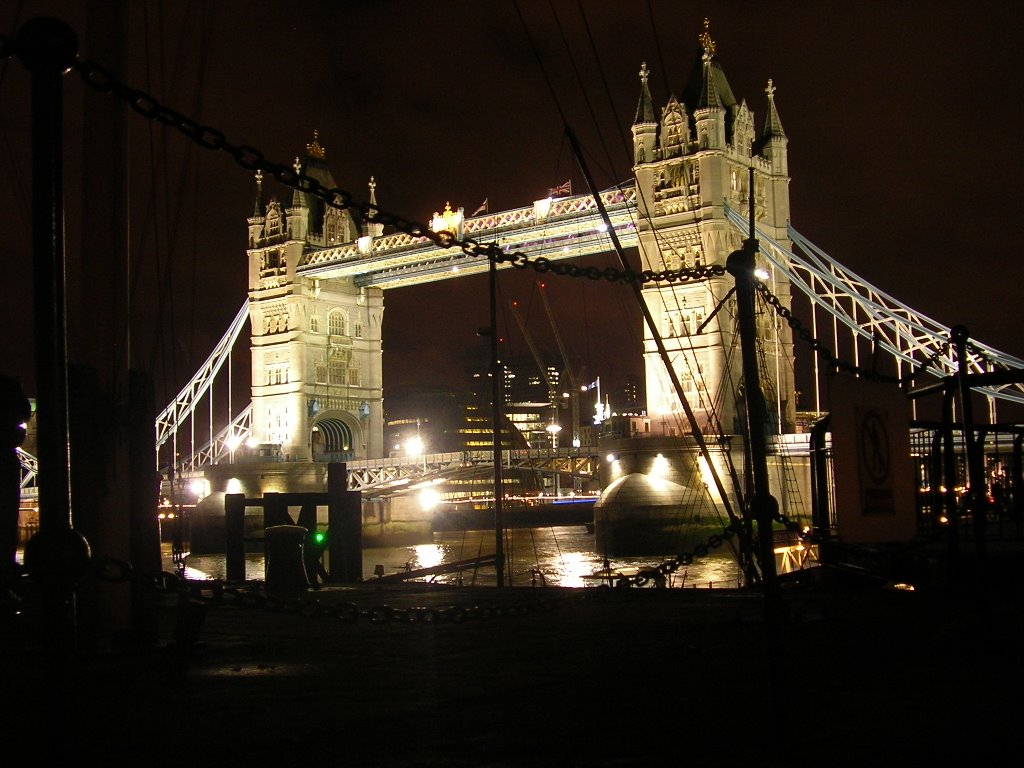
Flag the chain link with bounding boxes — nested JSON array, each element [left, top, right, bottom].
[[608, 520, 747, 588], [75, 553, 624, 626]]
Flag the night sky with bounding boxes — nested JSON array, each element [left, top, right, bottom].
[[2, 0, 1022, 414]]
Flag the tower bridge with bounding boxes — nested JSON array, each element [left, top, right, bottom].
[[15, 21, 1024, 528], [137, 25, 1024, 511]]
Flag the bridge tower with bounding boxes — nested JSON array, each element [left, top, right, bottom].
[[631, 23, 796, 436], [245, 133, 384, 462]]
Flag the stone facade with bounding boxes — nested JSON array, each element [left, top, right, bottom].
[[631, 28, 796, 437], [246, 137, 384, 462]]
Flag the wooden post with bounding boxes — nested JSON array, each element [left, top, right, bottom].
[[224, 493, 245, 583]]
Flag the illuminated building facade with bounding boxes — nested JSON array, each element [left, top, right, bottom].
[[246, 133, 384, 461], [631, 22, 796, 436]]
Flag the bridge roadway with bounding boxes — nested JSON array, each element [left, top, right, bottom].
[[297, 187, 639, 289], [345, 447, 598, 494]]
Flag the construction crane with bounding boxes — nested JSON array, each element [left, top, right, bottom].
[[536, 281, 584, 450], [508, 299, 560, 448]]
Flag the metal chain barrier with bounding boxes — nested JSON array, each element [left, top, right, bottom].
[[608, 519, 747, 588], [79, 553, 618, 627], [59, 53, 726, 288]]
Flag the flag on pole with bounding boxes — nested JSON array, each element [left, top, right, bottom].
[[471, 198, 488, 216], [547, 180, 572, 197]]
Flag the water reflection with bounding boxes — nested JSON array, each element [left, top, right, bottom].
[[169, 525, 743, 589]]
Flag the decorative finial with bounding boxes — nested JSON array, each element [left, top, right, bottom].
[[368, 175, 378, 206], [765, 78, 776, 99], [639, 61, 649, 85], [699, 17, 716, 57], [293, 156, 301, 174], [252, 169, 264, 217], [306, 129, 326, 159]]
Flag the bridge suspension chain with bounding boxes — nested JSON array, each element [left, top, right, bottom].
[[724, 205, 1024, 404], [755, 282, 949, 387]]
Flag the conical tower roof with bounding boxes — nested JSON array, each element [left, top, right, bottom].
[[633, 62, 656, 125]]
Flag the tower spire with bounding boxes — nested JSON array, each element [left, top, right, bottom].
[[632, 62, 659, 164], [762, 78, 786, 139], [365, 176, 384, 237], [696, 48, 722, 110], [252, 169, 263, 218], [634, 62, 656, 125]]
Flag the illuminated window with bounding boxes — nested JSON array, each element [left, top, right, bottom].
[[328, 310, 345, 336], [329, 359, 345, 385]]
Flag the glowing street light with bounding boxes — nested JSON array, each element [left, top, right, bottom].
[[225, 432, 244, 463], [405, 435, 426, 471]]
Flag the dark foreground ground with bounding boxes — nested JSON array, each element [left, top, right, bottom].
[[4, 560, 1022, 768]]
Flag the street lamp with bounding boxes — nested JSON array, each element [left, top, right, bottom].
[[225, 432, 243, 463], [405, 435, 426, 471], [545, 421, 562, 450]]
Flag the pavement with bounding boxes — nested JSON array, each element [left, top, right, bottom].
[[3, 564, 1022, 767]]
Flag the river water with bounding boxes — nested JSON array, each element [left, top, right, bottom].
[[169, 524, 744, 589]]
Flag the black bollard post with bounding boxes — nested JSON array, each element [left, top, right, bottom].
[[224, 493, 246, 583], [327, 462, 361, 583], [16, 15, 92, 664], [15, 19, 92, 762]]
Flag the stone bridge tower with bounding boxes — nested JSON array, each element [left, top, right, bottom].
[[245, 133, 384, 462], [631, 22, 796, 437]]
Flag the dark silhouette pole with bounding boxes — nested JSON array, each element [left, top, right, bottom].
[[488, 256, 505, 587], [16, 16, 92, 660], [726, 167, 780, 617], [951, 325, 987, 577]]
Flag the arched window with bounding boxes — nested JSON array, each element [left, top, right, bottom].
[[328, 310, 345, 336]]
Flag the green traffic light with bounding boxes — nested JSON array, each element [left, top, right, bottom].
[[312, 530, 327, 546]]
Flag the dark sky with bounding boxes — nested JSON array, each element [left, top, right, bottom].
[[2, 0, 1022, 413]]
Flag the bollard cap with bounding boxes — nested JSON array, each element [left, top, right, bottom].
[[16, 17, 79, 74], [24, 526, 92, 588]]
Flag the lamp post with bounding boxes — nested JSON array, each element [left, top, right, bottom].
[[546, 422, 562, 496]]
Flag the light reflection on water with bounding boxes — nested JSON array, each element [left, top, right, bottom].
[[169, 525, 743, 589]]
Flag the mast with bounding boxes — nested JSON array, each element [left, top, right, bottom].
[[487, 256, 505, 587], [566, 126, 757, 585], [726, 165, 780, 613]]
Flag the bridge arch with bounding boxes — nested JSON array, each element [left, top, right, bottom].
[[310, 411, 361, 462]]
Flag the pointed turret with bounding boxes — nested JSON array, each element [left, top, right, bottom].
[[247, 169, 265, 248], [286, 155, 309, 241], [364, 176, 384, 238], [632, 62, 658, 165], [695, 53, 723, 112], [693, 50, 725, 150], [760, 79, 788, 175], [762, 78, 786, 140]]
